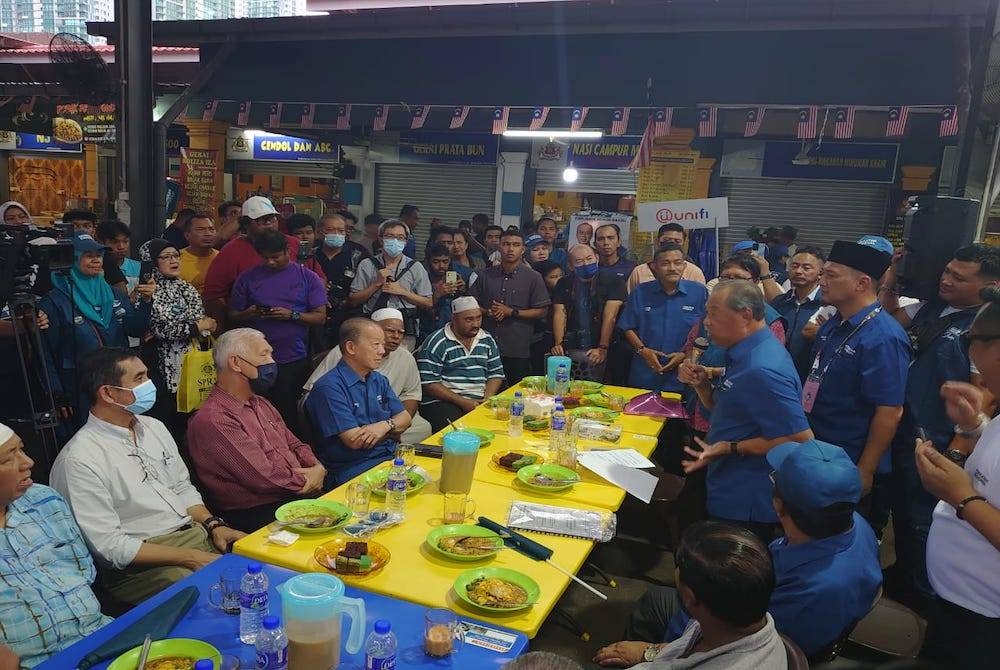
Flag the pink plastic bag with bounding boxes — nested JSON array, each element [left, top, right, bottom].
[[623, 392, 689, 419]]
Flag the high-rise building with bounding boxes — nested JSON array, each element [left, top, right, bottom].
[[245, 0, 304, 18]]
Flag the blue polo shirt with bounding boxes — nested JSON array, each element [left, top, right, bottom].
[[705, 327, 809, 522], [305, 360, 405, 487], [807, 303, 910, 473], [770, 286, 823, 381], [617, 279, 707, 392]]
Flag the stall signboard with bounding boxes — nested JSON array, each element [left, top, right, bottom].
[[227, 130, 338, 162], [53, 102, 116, 144], [531, 137, 642, 170], [180, 148, 219, 210], [398, 132, 498, 164], [0, 130, 82, 153], [637, 197, 730, 232], [721, 139, 899, 183]]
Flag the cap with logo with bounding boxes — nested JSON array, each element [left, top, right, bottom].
[[72, 233, 108, 254], [766, 439, 862, 512], [525, 234, 550, 249], [856, 235, 894, 256]]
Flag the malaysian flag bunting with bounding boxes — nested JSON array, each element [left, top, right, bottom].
[[449, 105, 469, 129], [492, 106, 510, 134], [268, 103, 282, 127], [336, 104, 352, 130], [570, 106, 588, 131], [886, 106, 910, 137], [529, 106, 549, 131], [797, 106, 818, 140], [698, 106, 717, 137], [411, 105, 428, 129], [237, 101, 251, 126], [628, 116, 654, 171], [202, 100, 219, 121], [744, 107, 766, 137], [939, 105, 959, 137], [833, 106, 855, 139], [652, 108, 673, 137], [300, 104, 315, 129], [610, 107, 630, 136], [372, 104, 387, 131]]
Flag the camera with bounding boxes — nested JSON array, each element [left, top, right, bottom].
[[0, 223, 75, 306]]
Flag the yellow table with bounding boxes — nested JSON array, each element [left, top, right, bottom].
[[233, 459, 605, 638]]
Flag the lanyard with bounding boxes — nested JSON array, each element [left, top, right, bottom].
[[808, 306, 882, 381]]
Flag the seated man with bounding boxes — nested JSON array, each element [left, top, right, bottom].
[[50, 348, 244, 606], [302, 308, 433, 444], [305, 318, 412, 487], [418, 296, 505, 431], [0, 422, 112, 668], [187, 328, 327, 533], [594, 521, 785, 669]]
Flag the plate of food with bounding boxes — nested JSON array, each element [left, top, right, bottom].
[[569, 380, 604, 396], [491, 449, 544, 473], [454, 567, 540, 613], [523, 417, 550, 432], [315, 538, 391, 576], [426, 524, 503, 562], [515, 464, 581, 492], [521, 376, 548, 392], [52, 117, 83, 144], [569, 406, 621, 422], [363, 465, 430, 497], [462, 427, 495, 447], [107, 639, 221, 670], [274, 500, 350, 534]]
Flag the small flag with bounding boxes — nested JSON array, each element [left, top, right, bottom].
[[336, 104, 352, 130], [449, 105, 469, 129], [268, 103, 282, 127], [610, 107, 630, 135], [492, 106, 510, 134], [628, 116, 654, 171], [570, 106, 589, 131], [237, 101, 251, 126], [833, 106, 855, 139], [411, 105, 428, 129], [744, 107, 766, 137], [373, 104, 387, 131], [202, 100, 219, 121], [698, 106, 717, 137], [529, 106, 549, 131], [797, 106, 818, 140], [300, 103, 315, 129], [886, 105, 910, 137], [939, 105, 959, 137], [652, 107, 673, 137]]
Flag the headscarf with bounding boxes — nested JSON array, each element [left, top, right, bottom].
[[0, 201, 31, 225], [144, 239, 177, 281], [52, 243, 116, 330]]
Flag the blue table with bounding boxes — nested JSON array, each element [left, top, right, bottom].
[[38, 554, 528, 669]]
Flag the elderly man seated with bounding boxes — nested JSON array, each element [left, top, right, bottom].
[[418, 296, 505, 432], [302, 308, 432, 444], [50, 348, 244, 606], [305, 318, 412, 487], [0, 423, 111, 668], [187, 328, 327, 533]]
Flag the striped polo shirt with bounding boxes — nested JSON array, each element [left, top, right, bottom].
[[417, 324, 506, 403]]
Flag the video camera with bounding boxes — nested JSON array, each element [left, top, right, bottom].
[[0, 223, 75, 306]]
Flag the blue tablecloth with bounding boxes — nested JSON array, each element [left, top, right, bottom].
[[38, 553, 527, 669]]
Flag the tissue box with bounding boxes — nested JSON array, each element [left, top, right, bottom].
[[524, 394, 555, 418], [575, 420, 622, 443]]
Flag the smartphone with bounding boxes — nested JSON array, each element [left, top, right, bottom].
[[446, 270, 458, 284], [139, 260, 155, 283], [255, 304, 272, 314]]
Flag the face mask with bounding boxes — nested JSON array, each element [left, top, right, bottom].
[[383, 238, 406, 257], [111, 379, 157, 415], [576, 262, 599, 280], [239, 357, 278, 393], [324, 233, 346, 248]]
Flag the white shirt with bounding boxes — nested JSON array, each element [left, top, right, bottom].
[[927, 415, 1000, 617], [50, 414, 204, 570]]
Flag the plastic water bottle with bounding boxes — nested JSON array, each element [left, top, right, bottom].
[[239, 562, 270, 644], [194, 661, 214, 670], [364, 619, 398, 670], [385, 458, 408, 520], [255, 615, 288, 669], [550, 402, 567, 454], [554, 364, 570, 397], [509, 391, 524, 438]]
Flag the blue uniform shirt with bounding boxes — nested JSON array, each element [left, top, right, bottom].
[[705, 327, 810, 522], [617, 279, 707, 392], [305, 360, 405, 487], [807, 303, 910, 473], [770, 287, 823, 381]]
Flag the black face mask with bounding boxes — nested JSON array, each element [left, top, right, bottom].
[[238, 356, 278, 393]]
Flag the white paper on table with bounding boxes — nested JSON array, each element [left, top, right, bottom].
[[578, 449, 655, 469], [576, 456, 659, 503]]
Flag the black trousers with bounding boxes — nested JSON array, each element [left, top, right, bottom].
[[421, 401, 467, 433], [222, 500, 297, 534], [626, 586, 683, 643], [922, 597, 1000, 669], [265, 358, 311, 439], [501, 356, 533, 389]]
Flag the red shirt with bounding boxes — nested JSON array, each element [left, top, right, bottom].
[[186, 386, 319, 511], [202, 234, 301, 303]]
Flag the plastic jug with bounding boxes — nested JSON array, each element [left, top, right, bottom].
[[546, 355, 572, 394], [278, 573, 365, 670], [440, 430, 480, 494]]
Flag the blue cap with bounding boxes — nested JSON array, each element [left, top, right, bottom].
[[766, 440, 862, 512], [262, 615, 280, 630], [247, 562, 262, 574], [374, 619, 391, 634], [525, 234, 549, 249], [73, 233, 106, 254], [856, 235, 894, 256], [732, 240, 757, 253]]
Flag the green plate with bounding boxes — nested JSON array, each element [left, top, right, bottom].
[[516, 463, 581, 492], [454, 567, 541, 613], [426, 524, 503, 562], [274, 499, 351, 534], [108, 638, 221, 670], [570, 380, 604, 394], [569, 406, 621, 422], [463, 427, 495, 446], [521, 376, 548, 392], [364, 466, 430, 497]]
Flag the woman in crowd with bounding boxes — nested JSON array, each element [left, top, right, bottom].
[[0, 201, 31, 226], [452, 228, 486, 272], [529, 260, 565, 375]]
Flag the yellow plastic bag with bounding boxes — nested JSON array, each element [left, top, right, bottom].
[[176, 338, 215, 413]]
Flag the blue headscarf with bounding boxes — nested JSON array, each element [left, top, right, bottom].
[[52, 245, 115, 330]]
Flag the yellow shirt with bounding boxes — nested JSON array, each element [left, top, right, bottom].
[[179, 248, 218, 295]]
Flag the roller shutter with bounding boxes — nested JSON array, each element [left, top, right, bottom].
[[535, 168, 637, 195]]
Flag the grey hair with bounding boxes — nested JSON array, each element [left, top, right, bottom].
[[717, 280, 765, 320], [378, 217, 410, 238], [213, 327, 267, 369], [502, 652, 583, 670]]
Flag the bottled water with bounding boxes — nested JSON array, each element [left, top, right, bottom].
[[195, 661, 214, 670], [509, 391, 524, 438], [239, 562, 270, 644], [364, 619, 398, 670], [550, 402, 567, 454], [554, 364, 570, 397], [385, 458, 408, 520], [255, 615, 288, 669]]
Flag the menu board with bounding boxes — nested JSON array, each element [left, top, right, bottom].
[[53, 102, 116, 144], [179, 148, 218, 211], [631, 149, 701, 262]]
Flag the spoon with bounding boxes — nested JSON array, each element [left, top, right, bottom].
[[136, 634, 152, 670]]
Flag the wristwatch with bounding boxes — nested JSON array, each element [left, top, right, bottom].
[[511, 307, 520, 319], [386, 417, 397, 431], [729, 441, 740, 456], [944, 449, 969, 465], [290, 311, 301, 322], [643, 644, 662, 662], [204, 516, 228, 532]]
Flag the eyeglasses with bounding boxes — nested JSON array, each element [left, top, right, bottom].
[[382, 234, 407, 241], [158, 253, 181, 261], [961, 331, 1000, 347]]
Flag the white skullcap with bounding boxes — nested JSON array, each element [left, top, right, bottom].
[[0, 423, 14, 446], [451, 296, 480, 314], [372, 308, 404, 322]]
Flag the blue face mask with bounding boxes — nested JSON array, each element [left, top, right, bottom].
[[576, 262, 599, 280], [382, 238, 406, 257], [112, 379, 157, 415], [324, 233, 346, 248], [239, 357, 278, 394]]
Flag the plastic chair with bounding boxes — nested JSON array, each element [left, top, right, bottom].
[[847, 590, 926, 658], [782, 633, 810, 670]]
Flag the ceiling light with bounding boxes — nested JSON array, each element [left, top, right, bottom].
[[503, 130, 603, 139], [562, 166, 579, 183]]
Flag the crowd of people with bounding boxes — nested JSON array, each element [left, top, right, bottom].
[[2, 194, 1000, 669]]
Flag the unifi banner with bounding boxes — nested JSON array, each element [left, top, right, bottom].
[[636, 197, 730, 232]]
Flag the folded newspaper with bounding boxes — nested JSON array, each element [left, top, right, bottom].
[[506, 500, 617, 542]]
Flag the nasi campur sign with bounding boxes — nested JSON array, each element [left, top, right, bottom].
[[636, 197, 730, 232]]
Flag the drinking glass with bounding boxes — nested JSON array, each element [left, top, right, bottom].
[[395, 444, 415, 467], [424, 608, 463, 657], [208, 566, 242, 615], [442, 492, 476, 524], [347, 482, 371, 518]]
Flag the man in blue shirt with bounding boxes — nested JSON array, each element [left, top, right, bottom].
[[678, 280, 813, 538], [769, 245, 825, 381], [305, 318, 412, 487], [536, 217, 568, 270], [618, 243, 708, 393], [594, 223, 636, 281], [807, 240, 909, 534]]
